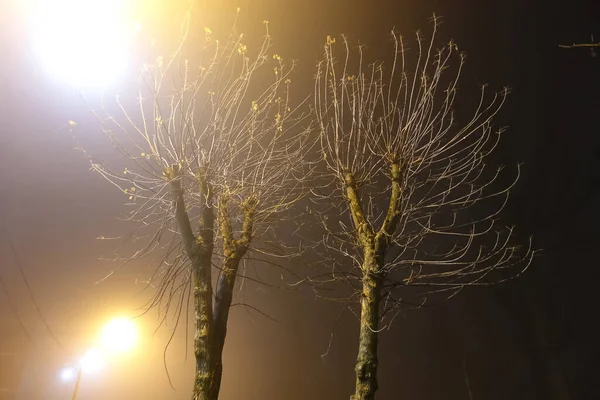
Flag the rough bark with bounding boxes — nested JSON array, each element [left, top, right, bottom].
[[352, 253, 382, 400], [191, 253, 216, 400], [211, 255, 241, 395], [166, 165, 218, 400], [344, 171, 380, 400], [210, 195, 255, 395], [345, 165, 400, 400], [191, 168, 217, 400]]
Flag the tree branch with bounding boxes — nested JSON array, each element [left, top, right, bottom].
[[375, 161, 402, 253], [165, 164, 196, 258]]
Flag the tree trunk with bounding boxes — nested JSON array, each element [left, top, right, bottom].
[[192, 254, 217, 400], [210, 255, 243, 397], [352, 253, 382, 400]]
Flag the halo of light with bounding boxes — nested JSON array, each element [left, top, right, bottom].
[[100, 317, 138, 353], [29, 0, 133, 89], [59, 366, 77, 382], [80, 348, 104, 373]]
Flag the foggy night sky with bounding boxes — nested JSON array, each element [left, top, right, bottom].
[[1, 0, 600, 399]]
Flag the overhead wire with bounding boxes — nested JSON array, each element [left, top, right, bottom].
[[0, 270, 39, 351], [1, 218, 65, 351]]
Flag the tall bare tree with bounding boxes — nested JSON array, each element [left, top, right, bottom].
[[311, 17, 534, 400], [85, 12, 310, 400]]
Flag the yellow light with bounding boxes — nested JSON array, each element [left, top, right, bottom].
[[30, 0, 134, 88], [80, 348, 104, 373], [100, 317, 138, 353]]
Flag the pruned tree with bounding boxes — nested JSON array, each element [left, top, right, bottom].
[[83, 11, 310, 400], [310, 16, 534, 400]]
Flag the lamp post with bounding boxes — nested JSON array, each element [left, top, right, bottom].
[[71, 367, 83, 400], [62, 317, 138, 399], [70, 348, 104, 400]]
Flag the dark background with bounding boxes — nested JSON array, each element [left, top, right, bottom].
[[1, 0, 599, 399]]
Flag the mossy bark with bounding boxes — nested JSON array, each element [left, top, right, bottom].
[[167, 165, 218, 400], [191, 253, 216, 400], [352, 254, 382, 400], [168, 185, 255, 400], [210, 195, 255, 396], [344, 163, 402, 400]]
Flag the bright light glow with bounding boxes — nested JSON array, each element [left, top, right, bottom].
[[80, 348, 104, 373], [30, 0, 134, 88], [100, 317, 138, 353], [59, 367, 77, 382]]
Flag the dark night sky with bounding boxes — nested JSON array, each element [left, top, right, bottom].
[[1, 0, 599, 399]]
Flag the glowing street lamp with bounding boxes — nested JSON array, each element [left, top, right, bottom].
[[100, 317, 138, 353], [60, 348, 105, 400], [80, 348, 105, 372], [61, 317, 138, 399], [28, 0, 138, 89], [59, 367, 77, 382]]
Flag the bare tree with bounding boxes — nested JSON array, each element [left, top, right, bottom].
[[311, 16, 534, 400], [84, 11, 310, 400]]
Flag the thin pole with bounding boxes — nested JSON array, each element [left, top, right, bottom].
[[72, 368, 83, 400]]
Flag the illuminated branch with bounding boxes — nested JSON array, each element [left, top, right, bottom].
[[84, 11, 312, 400], [165, 164, 196, 258], [310, 15, 535, 400], [559, 34, 600, 48], [558, 42, 600, 48], [559, 35, 599, 56]]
